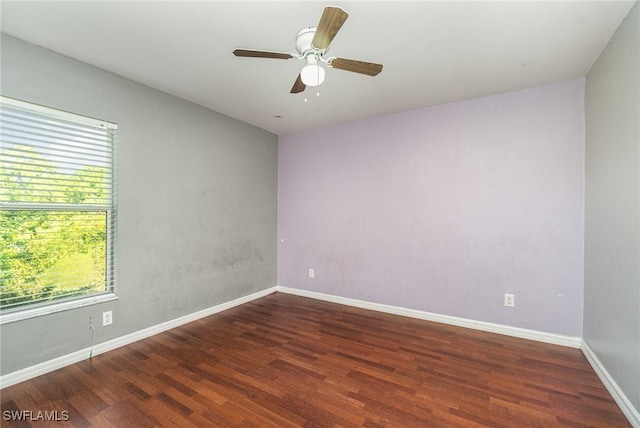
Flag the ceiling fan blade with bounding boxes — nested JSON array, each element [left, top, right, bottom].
[[233, 49, 293, 60], [290, 74, 306, 94], [329, 58, 383, 76], [312, 6, 349, 50]]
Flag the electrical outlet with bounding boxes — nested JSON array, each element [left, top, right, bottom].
[[102, 311, 113, 326], [308, 268, 315, 279], [504, 294, 515, 308]]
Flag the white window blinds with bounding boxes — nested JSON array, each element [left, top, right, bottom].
[[0, 96, 117, 316]]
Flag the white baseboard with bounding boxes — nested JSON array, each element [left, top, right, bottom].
[[0, 286, 278, 389], [582, 340, 640, 427], [275, 286, 583, 348]]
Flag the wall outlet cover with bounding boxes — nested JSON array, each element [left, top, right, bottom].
[[103, 311, 113, 326], [504, 294, 515, 308]]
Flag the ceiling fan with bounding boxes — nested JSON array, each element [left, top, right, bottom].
[[233, 6, 383, 94]]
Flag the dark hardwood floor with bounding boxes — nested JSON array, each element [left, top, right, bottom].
[[1, 292, 630, 427]]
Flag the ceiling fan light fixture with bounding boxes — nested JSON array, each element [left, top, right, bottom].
[[300, 56, 325, 87]]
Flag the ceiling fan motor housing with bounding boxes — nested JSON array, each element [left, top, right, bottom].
[[295, 27, 326, 57]]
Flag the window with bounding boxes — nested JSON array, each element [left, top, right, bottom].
[[0, 97, 117, 322]]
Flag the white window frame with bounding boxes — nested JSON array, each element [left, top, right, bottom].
[[0, 96, 118, 324]]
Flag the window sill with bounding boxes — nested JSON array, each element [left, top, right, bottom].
[[0, 293, 118, 325]]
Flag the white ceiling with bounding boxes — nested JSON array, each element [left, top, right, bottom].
[[0, 1, 635, 136]]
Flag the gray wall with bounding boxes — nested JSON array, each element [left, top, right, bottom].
[[0, 34, 278, 375], [584, 1, 640, 413]]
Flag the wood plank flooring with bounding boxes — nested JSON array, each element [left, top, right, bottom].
[[1, 292, 630, 427]]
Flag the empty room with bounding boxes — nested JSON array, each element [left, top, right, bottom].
[[0, 1, 638, 427]]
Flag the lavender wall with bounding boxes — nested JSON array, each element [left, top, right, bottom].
[[278, 79, 585, 336]]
